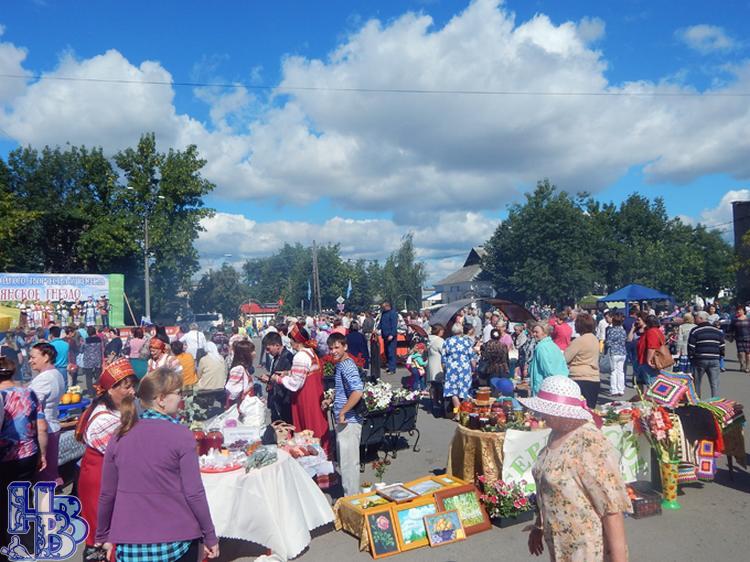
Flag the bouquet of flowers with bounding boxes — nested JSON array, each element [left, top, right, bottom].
[[321, 353, 366, 377], [322, 389, 335, 411], [632, 403, 680, 463], [505, 411, 544, 431], [392, 387, 419, 404], [321, 354, 336, 377], [476, 475, 535, 519], [362, 380, 393, 411], [372, 458, 391, 481]]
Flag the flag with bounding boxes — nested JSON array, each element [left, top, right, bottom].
[[307, 279, 312, 301], [346, 278, 352, 299]]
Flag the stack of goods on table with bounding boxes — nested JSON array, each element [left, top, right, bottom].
[[278, 429, 334, 478], [336, 475, 502, 558], [456, 387, 545, 432], [596, 370, 745, 510]]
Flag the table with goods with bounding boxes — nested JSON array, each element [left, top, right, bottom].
[[333, 474, 503, 556], [57, 386, 88, 469], [446, 385, 548, 483], [188, 394, 335, 561]]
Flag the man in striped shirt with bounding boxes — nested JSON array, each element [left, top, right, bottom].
[[688, 311, 725, 398], [328, 332, 363, 497]]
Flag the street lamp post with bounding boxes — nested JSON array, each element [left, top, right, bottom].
[[144, 213, 151, 321], [128, 186, 164, 321]]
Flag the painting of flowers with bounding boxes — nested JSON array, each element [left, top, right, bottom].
[[366, 508, 400, 558]]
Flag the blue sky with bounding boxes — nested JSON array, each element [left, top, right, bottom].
[[1, 0, 749, 280]]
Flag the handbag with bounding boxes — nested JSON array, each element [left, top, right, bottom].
[[195, 333, 207, 363], [599, 353, 612, 374], [652, 333, 674, 370]]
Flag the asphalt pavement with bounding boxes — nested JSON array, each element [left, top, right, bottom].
[[215, 345, 750, 562]]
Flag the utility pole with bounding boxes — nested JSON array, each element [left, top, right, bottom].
[[144, 214, 151, 321], [311, 240, 322, 313], [128, 186, 164, 322]]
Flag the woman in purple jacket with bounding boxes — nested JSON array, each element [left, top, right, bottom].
[[95, 367, 219, 562]]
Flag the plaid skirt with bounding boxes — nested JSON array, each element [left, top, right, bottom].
[[737, 339, 750, 353]]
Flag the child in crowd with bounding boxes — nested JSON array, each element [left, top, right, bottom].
[[406, 342, 428, 393]]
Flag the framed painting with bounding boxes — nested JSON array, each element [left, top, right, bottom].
[[434, 484, 491, 535], [404, 475, 444, 497], [376, 484, 420, 504], [431, 474, 468, 489], [347, 492, 390, 513], [423, 510, 466, 547], [365, 506, 401, 559], [392, 497, 438, 551]]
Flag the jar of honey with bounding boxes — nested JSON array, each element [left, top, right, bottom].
[[475, 386, 491, 403]]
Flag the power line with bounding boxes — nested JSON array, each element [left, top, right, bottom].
[[3, 72, 750, 97]]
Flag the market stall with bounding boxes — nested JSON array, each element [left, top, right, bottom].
[[202, 449, 334, 561], [333, 474, 477, 554], [447, 424, 507, 482]]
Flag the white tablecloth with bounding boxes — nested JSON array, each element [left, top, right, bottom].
[[202, 449, 334, 561]]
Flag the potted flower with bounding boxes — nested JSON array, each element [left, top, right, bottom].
[[321, 354, 336, 391], [361, 481, 373, 493], [476, 475, 535, 528], [387, 388, 419, 432], [372, 458, 391, 488], [363, 380, 394, 412], [631, 401, 681, 510]]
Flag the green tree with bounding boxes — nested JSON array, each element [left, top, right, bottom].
[[192, 264, 250, 319], [0, 133, 215, 321], [482, 181, 733, 305], [114, 133, 215, 317], [483, 180, 597, 305]]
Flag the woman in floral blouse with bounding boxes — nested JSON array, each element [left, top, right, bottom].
[[519, 376, 631, 561], [0, 356, 48, 549], [442, 323, 477, 418]]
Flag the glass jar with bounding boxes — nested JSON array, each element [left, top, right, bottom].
[[205, 429, 224, 453], [192, 429, 207, 456]]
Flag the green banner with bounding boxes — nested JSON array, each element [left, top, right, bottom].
[[108, 274, 125, 327]]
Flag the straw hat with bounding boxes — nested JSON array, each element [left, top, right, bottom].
[[518, 376, 593, 421]]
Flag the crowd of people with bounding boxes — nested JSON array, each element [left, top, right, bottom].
[[0, 295, 744, 561], [421, 300, 739, 421]]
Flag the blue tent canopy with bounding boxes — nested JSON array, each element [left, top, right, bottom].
[[598, 284, 673, 304]]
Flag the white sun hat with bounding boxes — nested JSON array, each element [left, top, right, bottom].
[[517, 376, 593, 421]]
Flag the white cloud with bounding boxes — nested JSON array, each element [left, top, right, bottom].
[[0, 49, 182, 150], [577, 17, 605, 44], [3, 1, 750, 270], [196, 210, 498, 282], [697, 189, 750, 231], [0, 26, 30, 104], [676, 24, 737, 55], [3, 1, 750, 206]]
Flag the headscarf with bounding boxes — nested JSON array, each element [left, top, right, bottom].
[[290, 323, 317, 349], [149, 337, 167, 351], [204, 341, 222, 362], [96, 358, 135, 396], [75, 358, 136, 442]]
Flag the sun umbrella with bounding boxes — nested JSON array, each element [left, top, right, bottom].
[[429, 298, 535, 327]]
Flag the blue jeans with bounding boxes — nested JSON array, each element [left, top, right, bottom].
[[410, 367, 426, 390], [692, 359, 721, 399], [385, 336, 397, 373]]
